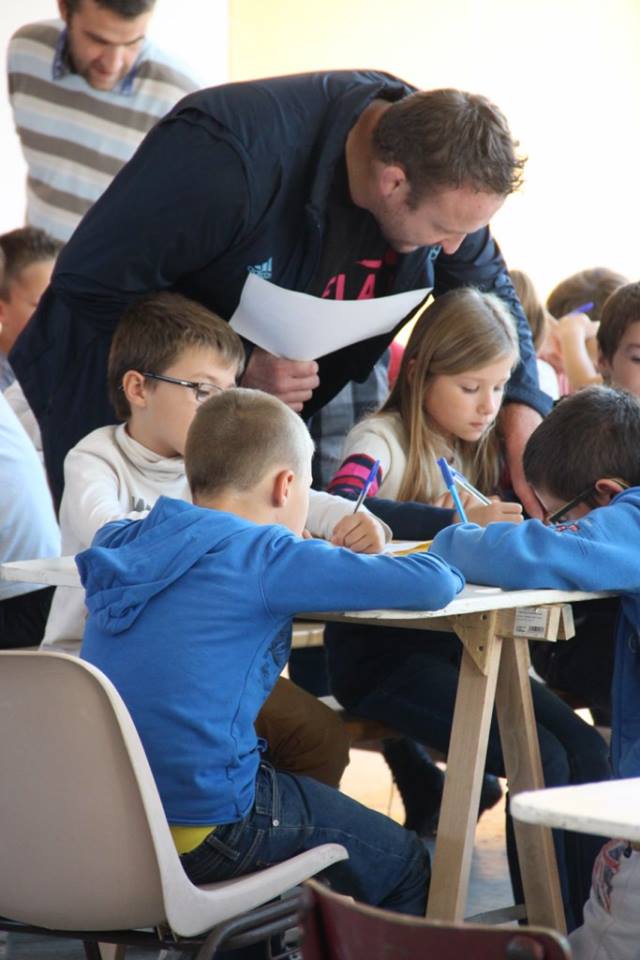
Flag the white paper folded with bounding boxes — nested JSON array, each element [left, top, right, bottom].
[[230, 273, 432, 360]]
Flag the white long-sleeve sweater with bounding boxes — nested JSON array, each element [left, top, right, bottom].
[[43, 423, 389, 652]]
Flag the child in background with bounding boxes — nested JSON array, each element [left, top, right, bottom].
[[79, 388, 465, 913], [0, 245, 60, 648], [0, 227, 61, 389], [509, 268, 562, 399], [559, 280, 640, 394], [328, 287, 523, 523], [597, 282, 640, 392], [326, 288, 521, 833], [530, 281, 640, 722], [430, 385, 640, 949], [325, 287, 610, 929], [547, 267, 628, 324], [44, 291, 391, 789], [546, 267, 628, 393]]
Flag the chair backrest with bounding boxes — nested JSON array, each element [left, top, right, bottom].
[[0, 651, 180, 931], [301, 879, 572, 960]]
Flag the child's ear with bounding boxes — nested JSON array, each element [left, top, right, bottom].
[[596, 349, 611, 379], [121, 370, 148, 409], [593, 477, 626, 505], [272, 469, 295, 508], [405, 356, 416, 384]]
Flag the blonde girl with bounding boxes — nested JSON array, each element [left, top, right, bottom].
[[328, 286, 523, 525]]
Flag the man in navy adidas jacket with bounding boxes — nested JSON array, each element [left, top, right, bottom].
[[11, 70, 550, 504]]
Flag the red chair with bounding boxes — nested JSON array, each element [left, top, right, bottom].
[[301, 879, 572, 960]]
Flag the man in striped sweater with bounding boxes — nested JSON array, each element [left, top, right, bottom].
[[7, 0, 200, 242]]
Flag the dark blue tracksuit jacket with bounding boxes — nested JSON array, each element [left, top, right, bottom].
[[10, 70, 549, 501]]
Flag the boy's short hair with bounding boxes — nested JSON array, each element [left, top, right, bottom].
[[107, 292, 245, 420], [523, 386, 640, 500], [0, 227, 62, 300], [371, 88, 525, 205], [546, 267, 628, 325], [65, 0, 155, 16], [186, 388, 314, 500], [597, 282, 640, 363]]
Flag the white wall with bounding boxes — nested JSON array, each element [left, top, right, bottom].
[[0, 0, 228, 234], [230, 0, 639, 299]]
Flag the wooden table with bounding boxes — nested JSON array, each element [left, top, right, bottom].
[[305, 584, 618, 934], [512, 778, 640, 842], [0, 558, 614, 931]]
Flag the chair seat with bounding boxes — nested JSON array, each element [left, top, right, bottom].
[[0, 652, 348, 944]]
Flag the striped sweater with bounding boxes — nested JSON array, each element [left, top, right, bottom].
[[8, 20, 200, 242]]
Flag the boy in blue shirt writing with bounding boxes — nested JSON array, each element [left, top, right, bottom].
[[430, 385, 640, 956], [79, 387, 464, 914]]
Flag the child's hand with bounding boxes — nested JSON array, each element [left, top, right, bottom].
[[433, 489, 475, 512], [539, 317, 565, 375], [465, 500, 523, 526], [331, 512, 386, 554], [557, 312, 599, 341]]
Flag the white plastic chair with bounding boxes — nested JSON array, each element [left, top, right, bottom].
[[0, 652, 347, 954]]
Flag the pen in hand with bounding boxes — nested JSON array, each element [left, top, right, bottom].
[[571, 301, 594, 315], [436, 457, 469, 523], [353, 459, 380, 513], [448, 466, 491, 506]]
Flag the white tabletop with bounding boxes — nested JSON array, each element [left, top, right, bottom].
[[0, 556, 615, 615], [0, 556, 80, 588], [511, 779, 640, 841]]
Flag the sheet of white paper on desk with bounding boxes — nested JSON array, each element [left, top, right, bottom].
[[229, 274, 432, 360]]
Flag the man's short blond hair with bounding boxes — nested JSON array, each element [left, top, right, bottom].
[[186, 388, 314, 499]]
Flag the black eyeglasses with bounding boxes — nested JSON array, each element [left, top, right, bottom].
[[547, 478, 630, 525], [141, 372, 225, 404]]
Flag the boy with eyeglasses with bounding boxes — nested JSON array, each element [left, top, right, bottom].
[[43, 290, 391, 790], [430, 385, 640, 958]]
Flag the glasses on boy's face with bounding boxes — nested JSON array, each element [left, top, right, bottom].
[[141, 372, 225, 404], [547, 478, 630, 525]]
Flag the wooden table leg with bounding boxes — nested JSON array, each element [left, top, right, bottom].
[[426, 611, 503, 921], [494, 633, 567, 933]]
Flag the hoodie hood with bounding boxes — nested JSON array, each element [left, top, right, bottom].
[[76, 497, 244, 634]]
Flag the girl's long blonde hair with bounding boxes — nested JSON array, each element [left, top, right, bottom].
[[380, 287, 519, 503]]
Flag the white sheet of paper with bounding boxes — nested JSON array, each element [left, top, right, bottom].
[[229, 273, 432, 360]]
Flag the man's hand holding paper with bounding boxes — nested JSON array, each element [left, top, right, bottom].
[[232, 274, 431, 410], [242, 348, 320, 411]]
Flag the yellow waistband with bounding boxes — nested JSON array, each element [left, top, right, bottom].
[[170, 824, 216, 855]]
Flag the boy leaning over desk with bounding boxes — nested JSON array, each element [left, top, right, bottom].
[[430, 385, 640, 960], [78, 388, 464, 915]]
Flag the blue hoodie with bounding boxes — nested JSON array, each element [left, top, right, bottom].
[[78, 496, 464, 826], [430, 487, 640, 779]]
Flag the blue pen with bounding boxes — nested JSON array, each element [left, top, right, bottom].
[[437, 457, 468, 523], [449, 466, 491, 506], [353, 459, 380, 513], [571, 301, 594, 314]]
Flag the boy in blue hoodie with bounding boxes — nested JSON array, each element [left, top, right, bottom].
[[430, 385, 640, 955], [78, 387, 465, 915]]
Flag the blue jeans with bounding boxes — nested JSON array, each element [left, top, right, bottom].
[[326, 624, 612, 930], [180, 762, 429, 915]]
